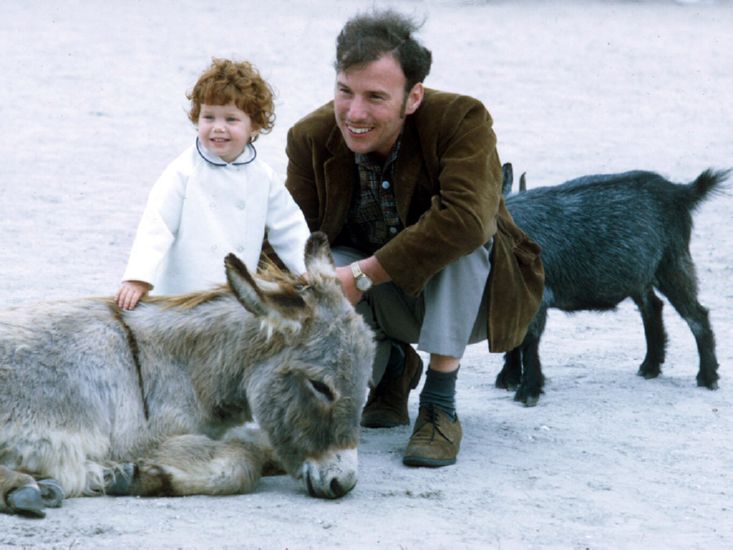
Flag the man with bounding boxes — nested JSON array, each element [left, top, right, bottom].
[[285, 10, 543, 467]]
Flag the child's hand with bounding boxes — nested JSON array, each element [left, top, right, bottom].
[[116, 281, 153, 310]]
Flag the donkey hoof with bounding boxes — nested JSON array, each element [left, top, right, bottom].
[[104, 463, 136, 495], [38, 479, 65, 508], [7, 485, 46, 518]]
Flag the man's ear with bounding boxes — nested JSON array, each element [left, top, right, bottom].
[[404, 82, 424, 116]]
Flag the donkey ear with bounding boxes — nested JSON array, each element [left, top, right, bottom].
[[304, 232, 336, 282], [225, 253, 269, 317], [225, 253, 308, 336]]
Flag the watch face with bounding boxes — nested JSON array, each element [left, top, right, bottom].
[[356, 276, 372, 292]]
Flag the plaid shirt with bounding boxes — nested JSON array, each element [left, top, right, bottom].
[[342, 139, 405, 254]]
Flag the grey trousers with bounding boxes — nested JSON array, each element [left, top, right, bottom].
[[333, 242, 492, 382]]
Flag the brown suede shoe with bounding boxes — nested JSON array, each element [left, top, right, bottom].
[[360, 343, 423, 428], [402, 405, 462, 467]]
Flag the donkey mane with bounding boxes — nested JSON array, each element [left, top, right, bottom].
[[141, 262, 309, 311], [145, 286, 231, 309]]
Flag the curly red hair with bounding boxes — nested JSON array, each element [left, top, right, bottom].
[[187, 58, 275, 137]]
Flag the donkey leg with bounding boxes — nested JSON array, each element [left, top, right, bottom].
[[224, 423, 285, 477], [632, 288, 667, 379], [1, 465, 61, 518], [656, 254, 719, 389], [107, 434, 267, 497]]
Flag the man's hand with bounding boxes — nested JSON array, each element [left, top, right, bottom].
[[335, 256, 391, 305], [116, 280, 153, 310]]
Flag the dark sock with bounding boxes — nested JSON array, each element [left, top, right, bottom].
[[419, 367, 459, 419]]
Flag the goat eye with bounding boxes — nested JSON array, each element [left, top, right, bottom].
[[308, 379, 335, 402]]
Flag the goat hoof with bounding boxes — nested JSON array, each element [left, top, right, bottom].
[[513, 387, 540, 407], [104, 463, 136, 495], [698, 378, 719, 390], [523, 395, 540, 407], [496, 378, 518, 391], [495, 371, 520, 390], [637, 362, 660, 379], [37, 479, 64, 508], [7, 485, 46, 518]]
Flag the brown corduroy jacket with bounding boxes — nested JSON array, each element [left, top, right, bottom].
[[285, 88, 544, 352]]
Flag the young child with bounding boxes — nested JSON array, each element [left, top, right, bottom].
[[116, 58, 310, 310]]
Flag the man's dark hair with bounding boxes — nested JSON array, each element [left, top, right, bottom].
[[335, 9, 432, 91]]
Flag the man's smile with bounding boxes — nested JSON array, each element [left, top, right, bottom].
[[347, 124, 372, 135]]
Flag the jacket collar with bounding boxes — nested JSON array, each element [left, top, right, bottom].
[[321, 115, 424, 226], [391, 119, 423, 223], [321, 125, 356, 239]]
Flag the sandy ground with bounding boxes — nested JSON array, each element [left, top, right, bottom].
[[1, 0, 732, 548]]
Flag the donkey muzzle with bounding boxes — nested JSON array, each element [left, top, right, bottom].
[[301, 448, 358, 499]]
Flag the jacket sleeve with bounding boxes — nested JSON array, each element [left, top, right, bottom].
[[375, 98, 503, 295], [285, 124, 323, 232], [121, 163, 185, 287]]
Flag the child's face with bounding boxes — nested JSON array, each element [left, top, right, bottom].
[[197, 102, 258, 163]]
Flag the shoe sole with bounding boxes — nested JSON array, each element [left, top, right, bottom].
[[402, 455, 456, 468], [360, 418, 409, 428]]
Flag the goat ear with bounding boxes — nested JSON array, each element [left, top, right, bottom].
[[304, 232, 336, 282], [501, 162, 514, 196]]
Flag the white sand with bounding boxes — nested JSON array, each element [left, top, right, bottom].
[[1, 1, 732, 548]]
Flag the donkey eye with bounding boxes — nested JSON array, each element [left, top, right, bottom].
[[308, 379, 335, 402]]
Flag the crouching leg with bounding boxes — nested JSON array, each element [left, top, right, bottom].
[[104, 434, 268, 497]]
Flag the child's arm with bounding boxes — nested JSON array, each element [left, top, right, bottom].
[[265, 177, 311, 276], [116, 280, 153, 310], [120, 157, 188, 293]]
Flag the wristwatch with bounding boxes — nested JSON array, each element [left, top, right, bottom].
[[350, 261, 373, 292]]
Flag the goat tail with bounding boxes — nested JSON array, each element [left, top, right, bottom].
[[686, 168, 731, 211]]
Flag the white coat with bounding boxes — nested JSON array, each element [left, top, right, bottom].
[[122, 141, 310, 295]]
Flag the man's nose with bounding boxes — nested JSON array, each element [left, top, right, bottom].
[[347, 96, 368, 120]]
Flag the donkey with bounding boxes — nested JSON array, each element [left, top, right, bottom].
[[496, 167, 728, 405], [0, 232, 374, 518]]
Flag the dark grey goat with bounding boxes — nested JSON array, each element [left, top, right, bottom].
[[497, 165, 729, 406]]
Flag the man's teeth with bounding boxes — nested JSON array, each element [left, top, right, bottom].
[[350, 127, 370, 134]]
